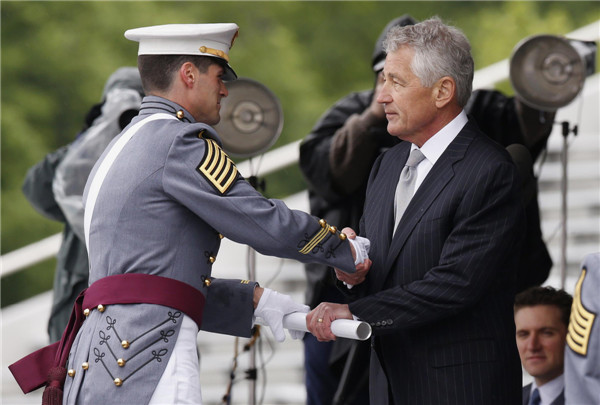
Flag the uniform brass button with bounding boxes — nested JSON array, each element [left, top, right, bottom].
[[176, 110, 184, 119], [200, 46, 207, 53], [67, 369, 76, 377], [209, 256, 216, 264], [218, 233, 224, 239], [121, 340, 130, 349], [83, 308, 90, 317], [114, 378, 123, 387], [97, 304, 105, 312], [82, 362, 89, 370], [329, 225, 337, 234], [204, 278, 212, 287], [319, 219, 327, 228], [339, 233, 347, 241], [117, 358, 126, 367]]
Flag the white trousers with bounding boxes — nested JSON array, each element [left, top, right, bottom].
[[148, 315, 202, 404]]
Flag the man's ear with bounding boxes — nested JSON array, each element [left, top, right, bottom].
[[179, 62, 196, 88], [434, 76, 455, 108]]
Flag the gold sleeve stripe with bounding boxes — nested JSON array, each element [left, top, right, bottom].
[[567, 268, 596, 356], [299, 227, 330, 255], [198, 139, 238, 194]]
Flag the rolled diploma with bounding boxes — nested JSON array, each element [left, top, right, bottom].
[[258, 312, 372, 341]]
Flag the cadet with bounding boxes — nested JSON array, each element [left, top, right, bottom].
[[10, 23, 369, 405]]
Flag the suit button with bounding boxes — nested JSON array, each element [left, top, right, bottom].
[[339, 232, 347, 241], [97, 304, 105, 312], [83, 308, 90, 317], [82, 362, 89, 370], [319, 219, 327, 228], [381, 321, 387, 326], [204, 278, 212, 287], [176, 110, 184, 119], [209, 256, 216, 263], [117, 358, 126, 367], [329, 225, 337, 234], [114, 378, 123, 387], [67, 369, 75, 377], [121, 340, 130, 349]]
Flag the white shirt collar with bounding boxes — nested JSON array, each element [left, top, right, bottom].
[[531, 374, 564, 405], [417, 110, 467, 165]]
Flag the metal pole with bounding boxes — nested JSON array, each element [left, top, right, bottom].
[[247, 246, 257, 405], [560, 122, 570, 289]]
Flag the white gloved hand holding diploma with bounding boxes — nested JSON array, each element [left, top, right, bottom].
[[253, 288, 309, 342]]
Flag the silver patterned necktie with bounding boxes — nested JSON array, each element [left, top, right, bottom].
[[393, 148, 426, 234]]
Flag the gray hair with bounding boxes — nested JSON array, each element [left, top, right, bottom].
[[383, 17, 474, 107]]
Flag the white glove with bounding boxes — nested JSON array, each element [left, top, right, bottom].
[[253, 288, 309, 342], [347, 236, 370, 265]]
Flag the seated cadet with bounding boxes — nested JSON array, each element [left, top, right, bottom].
[[9, 23, 371, 405], [514, 286, 573, 405]]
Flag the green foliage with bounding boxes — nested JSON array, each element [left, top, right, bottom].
[[2, 1, 599, 304]]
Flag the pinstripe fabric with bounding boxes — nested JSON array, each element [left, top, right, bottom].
[[348, 120, 524, 404]]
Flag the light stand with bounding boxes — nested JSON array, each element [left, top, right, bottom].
[[246, 176, 265, 405], [559, 121, 578, 289]]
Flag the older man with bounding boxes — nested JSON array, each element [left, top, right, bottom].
[[308, 17, 524, 404]]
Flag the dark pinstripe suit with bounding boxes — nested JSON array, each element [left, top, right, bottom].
[[347, 119, 524, 404]]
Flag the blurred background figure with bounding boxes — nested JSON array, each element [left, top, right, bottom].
[[564, 252, 600, 405], [299, 14, 555, 405], [22, 67, 144, 342], [514, 286, 572, 405]]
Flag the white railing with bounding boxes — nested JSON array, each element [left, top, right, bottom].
[[2, 19, 599, 280]]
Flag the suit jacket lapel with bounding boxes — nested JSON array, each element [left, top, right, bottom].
[[377, 127, 475, 288], [366, 145, 409, 292]]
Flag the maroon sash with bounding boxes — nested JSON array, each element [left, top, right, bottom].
[[8, 273, 206, 397]]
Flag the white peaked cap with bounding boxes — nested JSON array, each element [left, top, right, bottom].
[[124, 23, 239, 81]]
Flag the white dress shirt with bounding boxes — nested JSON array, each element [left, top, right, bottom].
[[409, 109, 468, 195], [530, 374, 565, 405]]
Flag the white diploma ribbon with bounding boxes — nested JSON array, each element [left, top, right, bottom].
[[257, 312, 372, 341]]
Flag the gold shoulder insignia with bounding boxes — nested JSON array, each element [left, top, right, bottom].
[[197, 139, 238, 194], [567, 267, 596, 356]]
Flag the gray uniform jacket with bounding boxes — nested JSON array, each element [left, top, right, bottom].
[[565, 252, 600, 405], [62, 96, 356, 405]]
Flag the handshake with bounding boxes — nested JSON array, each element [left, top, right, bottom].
[[254, 227, 371, 343]]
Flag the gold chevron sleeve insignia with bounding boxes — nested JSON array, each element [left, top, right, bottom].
[[197, 139, 238, 194], [299, 226, 330, 255], [567, 267, 596, 356]]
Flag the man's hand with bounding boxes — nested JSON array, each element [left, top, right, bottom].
[[306, 302, 353, 342], [339, 227, 371, 285]]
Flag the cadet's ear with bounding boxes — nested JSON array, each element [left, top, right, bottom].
[[434, 76, 455, 108], [179, 62, 196, 89]]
